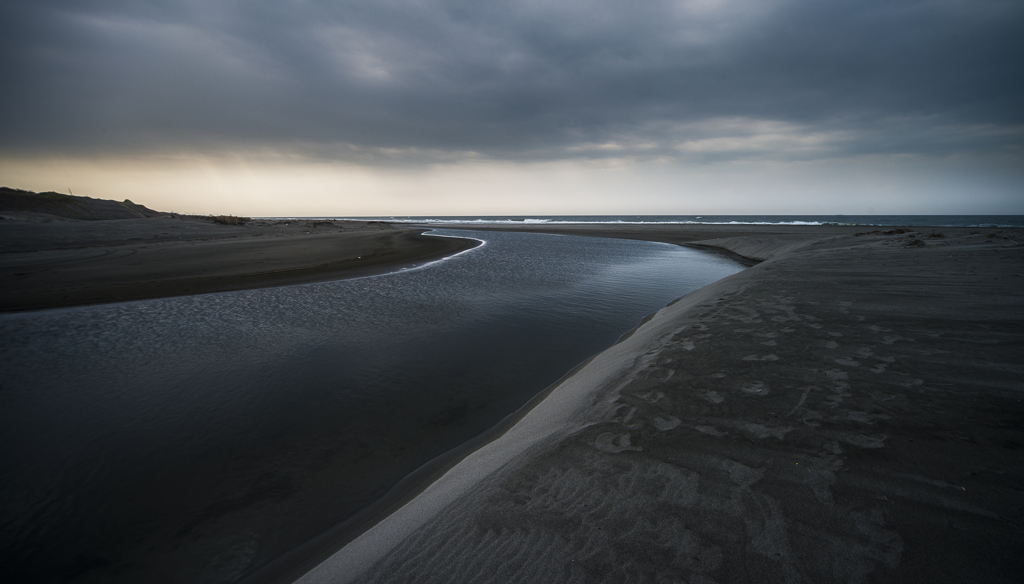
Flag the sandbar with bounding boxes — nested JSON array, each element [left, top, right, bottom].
[[0, 217, 479, 312]]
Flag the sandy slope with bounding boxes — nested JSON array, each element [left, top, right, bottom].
[[297, 225, 1024, 584]]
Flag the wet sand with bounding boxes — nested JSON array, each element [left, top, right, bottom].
[[0, 217, 479, 312], [298, 224, 1024, 584]]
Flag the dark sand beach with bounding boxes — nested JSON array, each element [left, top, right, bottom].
[[296, 223, 1024, 584], [3, 206, 1023, 583]]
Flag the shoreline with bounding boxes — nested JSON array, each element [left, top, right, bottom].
[[242, 242, 709, 584], [296, 223, 1024, 584], [290, 227, 796, 584], [294, 273, 751, 584], [241, 343, 611, 584], [0, 218, 480, 312]]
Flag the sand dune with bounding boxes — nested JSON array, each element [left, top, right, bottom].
[[0, 186, 167, 221]]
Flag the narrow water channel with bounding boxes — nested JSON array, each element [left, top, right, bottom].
[[0, 230, 743, 583]]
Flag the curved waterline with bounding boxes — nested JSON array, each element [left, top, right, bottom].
[[0, 230, 743, 583]]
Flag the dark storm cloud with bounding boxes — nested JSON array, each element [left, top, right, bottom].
[[2, 0, 1022, 163]]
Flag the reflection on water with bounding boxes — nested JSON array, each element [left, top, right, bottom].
[[0, 230, 743, 583]]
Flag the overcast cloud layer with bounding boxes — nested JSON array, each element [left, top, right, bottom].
[[2, 0, 1022, 168]]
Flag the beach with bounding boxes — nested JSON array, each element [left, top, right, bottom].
[[3, 215, 1023, 583], [295, 223, 1024, 583]]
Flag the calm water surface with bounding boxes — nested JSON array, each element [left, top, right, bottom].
[[0, 230, 743, 583]]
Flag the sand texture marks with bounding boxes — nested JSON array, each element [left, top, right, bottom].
[[300, 227, 1024, 584], [0, 217, 479, 311]]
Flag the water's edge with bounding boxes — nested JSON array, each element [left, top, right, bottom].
[[244, 243, 748, 584]]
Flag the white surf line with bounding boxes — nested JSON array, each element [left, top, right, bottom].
[[122, 232, 489, 307], [293, 271, 745, 584], [285, 230, 486, 286], [394, 230, 487, 273]]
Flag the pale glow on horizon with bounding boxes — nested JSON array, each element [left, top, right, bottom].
[[2, 153, 1021, 217]]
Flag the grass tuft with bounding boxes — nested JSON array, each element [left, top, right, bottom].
[[211, 215, 250, 226]]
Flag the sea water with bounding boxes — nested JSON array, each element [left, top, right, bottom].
[[0, 230, 742, 583], [323, 214, 1024, 228]]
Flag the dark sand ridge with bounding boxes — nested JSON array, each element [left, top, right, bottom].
[[0, 217, 479, 312], [296, 225, 1024, 584]]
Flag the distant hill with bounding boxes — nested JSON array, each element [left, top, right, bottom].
[[0, 187, 167, 221]]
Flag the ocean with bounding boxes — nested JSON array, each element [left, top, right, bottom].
[[283, 215, 1024, 228]]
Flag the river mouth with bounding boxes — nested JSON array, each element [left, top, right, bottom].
[[0, 229, 743, 583]]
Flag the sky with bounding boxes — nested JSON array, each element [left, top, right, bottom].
[[1, 0, 1022, 216]]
